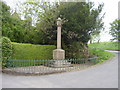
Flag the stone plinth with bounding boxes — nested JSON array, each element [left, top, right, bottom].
[[53, 49, 65, 60], [51, 49, 71, 68]]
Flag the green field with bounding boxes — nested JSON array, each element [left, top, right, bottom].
[[89, 41, 119, 51]]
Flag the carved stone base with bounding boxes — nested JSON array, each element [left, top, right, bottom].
[[53, 49, 65, 60]]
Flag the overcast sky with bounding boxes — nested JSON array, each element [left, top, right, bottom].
[[2, 0, 119, 42]]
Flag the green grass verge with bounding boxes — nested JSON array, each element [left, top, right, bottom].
[[88, 41, 118, 64], [89, 48, 116, 64], [89, 41, 119, 51]]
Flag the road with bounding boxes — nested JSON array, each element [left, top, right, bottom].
[[2, 51, 118, 88]]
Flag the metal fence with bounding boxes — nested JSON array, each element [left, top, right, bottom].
[[2, 57, 100, 75]]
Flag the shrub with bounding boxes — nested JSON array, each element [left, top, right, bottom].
[[65, 42, 89, 59], [1, 37, 13, 68]]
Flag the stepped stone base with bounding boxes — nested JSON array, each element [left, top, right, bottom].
[[48, 60, 72, 68]]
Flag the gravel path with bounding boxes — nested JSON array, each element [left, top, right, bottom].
[[2, 51, 118, 88]]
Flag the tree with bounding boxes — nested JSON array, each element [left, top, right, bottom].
[[1, 1, 39, 44], [50, 2, 104, 58], [109, 19, 120, 41], [89, 17, 105, 43], [1, 1, 11, 38], [1, 1, 24, 42], [90, 30, 101, 43], [22, 1, 59, 44]]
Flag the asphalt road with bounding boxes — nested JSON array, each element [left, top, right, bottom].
[[2, 51, 118, 88]]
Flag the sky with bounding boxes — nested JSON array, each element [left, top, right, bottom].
[[2, 0, 119, 42]]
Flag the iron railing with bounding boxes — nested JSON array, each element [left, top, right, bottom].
[[2, 57, 100, 75]]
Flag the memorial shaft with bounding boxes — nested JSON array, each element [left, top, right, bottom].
[[53, 17, 65, 60], [57, 26, 61, 49]]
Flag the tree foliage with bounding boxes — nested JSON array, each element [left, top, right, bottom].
[[109, 19, 120, 41], [1, 1, 40, 44]]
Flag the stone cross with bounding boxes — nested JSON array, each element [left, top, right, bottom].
[[53, 18, 65, 60], [49, 18, 71, 68]]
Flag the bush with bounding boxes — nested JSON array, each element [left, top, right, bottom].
[[1, 37, 13, 68], [65, 42, 89, 59]]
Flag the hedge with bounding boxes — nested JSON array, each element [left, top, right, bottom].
[[11, 42, 56, 60]]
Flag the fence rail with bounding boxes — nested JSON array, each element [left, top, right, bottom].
[[2, 57, 100, 75]]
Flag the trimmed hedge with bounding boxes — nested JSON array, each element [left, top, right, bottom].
[[11, 42, 56, 60]]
